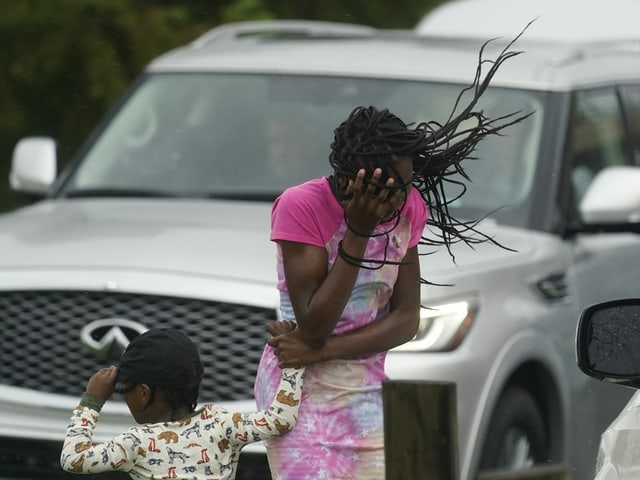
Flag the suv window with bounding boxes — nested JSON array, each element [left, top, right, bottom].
[[57, 72, 545, 226], [568, 88, 634, 206], [622, 85, 640, 164]]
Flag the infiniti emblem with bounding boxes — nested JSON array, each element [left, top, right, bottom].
[[81, 318, 148, 362]]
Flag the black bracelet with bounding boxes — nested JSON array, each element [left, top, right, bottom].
[[337, 240, 365, 267], [343, 211, 402, 238], [337, 237, 407, 271], [337, 240, 388, 270], [346, 223, 374, 238]]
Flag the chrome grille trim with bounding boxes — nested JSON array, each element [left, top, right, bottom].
[[0, 290, 275, 401]]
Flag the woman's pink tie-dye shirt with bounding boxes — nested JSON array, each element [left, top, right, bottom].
[[255, 177, 427, 479]]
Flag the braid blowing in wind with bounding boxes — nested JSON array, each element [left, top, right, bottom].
[[329, 30, 533, 281]]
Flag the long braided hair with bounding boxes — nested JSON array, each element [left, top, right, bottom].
[[328, 31, 533, 284]]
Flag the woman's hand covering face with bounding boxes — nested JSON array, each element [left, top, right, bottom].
[[343, 167, 409, 235]]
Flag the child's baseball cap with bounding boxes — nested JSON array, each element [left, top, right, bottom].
[[117, 328, 204, 388]]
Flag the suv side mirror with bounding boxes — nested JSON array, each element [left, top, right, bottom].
[[580, 166, 640, 225], [10, 137, 57, 195], [576, 298, 640, 389]]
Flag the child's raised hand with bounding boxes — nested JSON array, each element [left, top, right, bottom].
[[85, 366, 118, 401]]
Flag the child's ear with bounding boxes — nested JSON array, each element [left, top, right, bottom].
[[139, 384, 153, 404]]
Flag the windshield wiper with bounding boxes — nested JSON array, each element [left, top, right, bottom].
[[62, 189, 279, 201], [62, 188, 182, 199]]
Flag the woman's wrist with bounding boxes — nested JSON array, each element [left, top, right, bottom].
[[318, 341, 335, 362], [336, 230, 369, 266], [346, 222, 374, 237], [337, 240, 365, 267]]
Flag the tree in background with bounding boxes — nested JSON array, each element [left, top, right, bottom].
[[0, 0, 443, 212]]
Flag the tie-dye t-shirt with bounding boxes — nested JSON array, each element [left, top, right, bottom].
[[254, 177, 427, 479]]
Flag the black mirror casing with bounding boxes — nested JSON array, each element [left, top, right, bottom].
[[576, 298, 640, 389]]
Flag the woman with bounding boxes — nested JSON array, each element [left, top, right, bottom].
[[254, 35, 531, 480]]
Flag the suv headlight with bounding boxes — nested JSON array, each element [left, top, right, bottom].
[[391, 299, 478, 352]]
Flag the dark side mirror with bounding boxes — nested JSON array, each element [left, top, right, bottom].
[[576, 298, 640, 389]]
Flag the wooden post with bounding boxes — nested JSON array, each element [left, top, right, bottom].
[[383, 380, 458, 480]]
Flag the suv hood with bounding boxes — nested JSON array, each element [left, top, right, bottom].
[[0, 198, 275, 283], [0, 198, 539, 287]]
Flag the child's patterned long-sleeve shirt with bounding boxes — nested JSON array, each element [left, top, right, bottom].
[[60, 367, 304, 480]]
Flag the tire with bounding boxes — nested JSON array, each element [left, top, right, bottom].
[[479, 386, 550, 471]]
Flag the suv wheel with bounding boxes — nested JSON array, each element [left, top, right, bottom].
[[479, 386, 549, 471]]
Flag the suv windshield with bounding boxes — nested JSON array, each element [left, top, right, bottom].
[[57, 73, 544, 224]]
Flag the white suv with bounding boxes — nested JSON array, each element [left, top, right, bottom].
[[3, 18, 640, 480]]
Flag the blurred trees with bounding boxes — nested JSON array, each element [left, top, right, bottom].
[[0, 0, 443, 212]]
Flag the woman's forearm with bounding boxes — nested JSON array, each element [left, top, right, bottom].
[[283, 233, 369, 347], [320, 308, 419, 361]]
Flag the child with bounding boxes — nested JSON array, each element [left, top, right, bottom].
[[61, 325, 303, 480]]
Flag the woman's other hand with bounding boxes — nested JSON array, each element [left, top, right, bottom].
[[268, 328, 323, 368]]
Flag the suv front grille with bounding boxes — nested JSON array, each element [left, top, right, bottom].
[[0, 290, 275, 401]]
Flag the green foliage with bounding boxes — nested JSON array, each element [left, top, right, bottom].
[[0, 0, 444, 212]]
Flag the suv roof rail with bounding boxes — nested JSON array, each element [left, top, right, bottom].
[[546, 39, 640, 66], [190, 20, 378, 49], [414, 32, 640, 65]]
